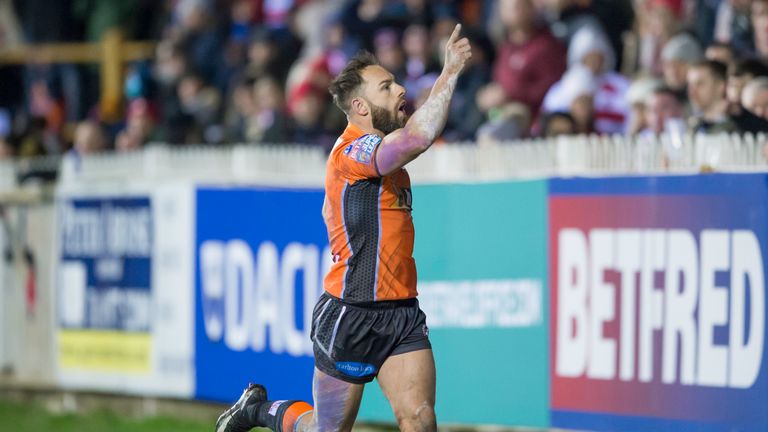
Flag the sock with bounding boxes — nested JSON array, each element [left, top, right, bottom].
[[253, 400, 314, 432]]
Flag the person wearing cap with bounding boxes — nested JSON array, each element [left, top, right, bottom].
[[542, 25, 629, 134], [661, 32, 704, 104]]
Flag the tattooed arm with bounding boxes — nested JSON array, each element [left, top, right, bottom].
[[375, 24, 472, 176]]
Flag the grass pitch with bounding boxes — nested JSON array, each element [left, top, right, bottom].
[[0, 399, 213, 432], [0, 399, 398, 432]]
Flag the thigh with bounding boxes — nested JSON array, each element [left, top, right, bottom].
[[299, 367, 365, 432], [376, 349, 436, 431]]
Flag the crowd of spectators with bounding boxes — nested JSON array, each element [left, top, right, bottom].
[[0, 0, 768, 159]]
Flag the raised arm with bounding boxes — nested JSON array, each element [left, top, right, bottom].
[[375, 24, 472, 176]]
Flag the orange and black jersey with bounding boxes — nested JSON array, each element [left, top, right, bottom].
[[322, 123, 417, 303]]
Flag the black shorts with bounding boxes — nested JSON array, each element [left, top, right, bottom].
[[311, 292, 431, 384]]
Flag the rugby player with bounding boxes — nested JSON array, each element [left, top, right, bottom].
[[216, 23, 472, 432]]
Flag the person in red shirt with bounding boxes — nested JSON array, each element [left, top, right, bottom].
[[216, 24, 472, 432], [477, 0, 566, 122]]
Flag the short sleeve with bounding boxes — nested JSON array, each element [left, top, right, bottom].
[[333, 134, 382, 179]]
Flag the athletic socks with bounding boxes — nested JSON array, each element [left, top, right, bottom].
[[245, 400, 313, 432]]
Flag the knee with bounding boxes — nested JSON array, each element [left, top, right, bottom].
[[394, 402, 436, 432]]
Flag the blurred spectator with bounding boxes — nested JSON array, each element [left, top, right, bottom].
[[632, 0, 686, 75], [476, 102, 532, 144], [742, 77, 768, 119], [225, 78, 258, 142], [246, 76, 291, 144], [625, 76, 664, 134], [705, 42, 736, 67], [542, 26, 629, 134], [661, 33, 704, 102], [27, 78, 65, 152], [173, 0, 225, 85], [541, 111, 577, 137], [643, 86, 686, 135], [477, 0, 566, 124], [727, 58, 768, 115], [295, 1, 343, 55], [177, 72, 222, 143], [124, 98, 159, 145], [243, 26, 292, 85], [693, 0, 721, 48], [559, 65, 597, 134], [753, 0, 768, 59], [687, 60, 731, 133], [341, 0, 403, 51], [290, 88, 335, 148], [687, 59, 768, 133], [713, 0, 754, 56], [403, 24, 441, 103], [373, 29, 407, 86], [72, 120, 106, 155], [539, 0, 634, 71]]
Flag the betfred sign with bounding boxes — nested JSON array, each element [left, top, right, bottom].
[[549, 175, 768, 431], [556, 228, 764, 388]]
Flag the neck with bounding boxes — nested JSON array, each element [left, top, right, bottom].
[[349, 117, 383, 137], [703, 100, 728, 121], [509, 26, 534, 44]]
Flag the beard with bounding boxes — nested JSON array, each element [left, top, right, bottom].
[[369, 102, 406, 135]]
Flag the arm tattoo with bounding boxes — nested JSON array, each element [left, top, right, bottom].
[[408, 73, 458, 143], [376, 73, 459, 175]]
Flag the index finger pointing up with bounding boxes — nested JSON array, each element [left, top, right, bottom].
[[448, 23, 462, 44]]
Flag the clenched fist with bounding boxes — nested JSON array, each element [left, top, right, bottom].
[[443, 24, 472, 76]]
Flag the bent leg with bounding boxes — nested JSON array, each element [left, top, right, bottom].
[[294, 368, 364, 432], [376, 349, 436, 432]]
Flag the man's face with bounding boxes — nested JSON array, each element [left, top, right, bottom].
[[360, 65, 407, 134], [645, 92, 683, 134], [663, 59, 689, 90], [500, 0, 535, 29], [687, 67, 725, 112]]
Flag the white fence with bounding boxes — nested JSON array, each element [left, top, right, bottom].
[[48, 132, 768, 188]]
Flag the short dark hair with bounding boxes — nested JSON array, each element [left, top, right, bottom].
[[651, 86, 685, 104], [328, 51, 379, 114], [692, 60, 728, 82], [730, 58, 768, 79]]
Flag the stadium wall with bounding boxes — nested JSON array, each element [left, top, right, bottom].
[[2, 150, 767, 430]]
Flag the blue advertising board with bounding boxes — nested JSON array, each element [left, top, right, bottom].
[[549, 173, 768, 431], [195, 187, 329, 403]]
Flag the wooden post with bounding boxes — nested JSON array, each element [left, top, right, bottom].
[[0, 28, 156, 124], [100, 29, 124, 122]]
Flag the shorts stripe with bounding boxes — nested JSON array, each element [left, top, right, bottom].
[[328, 306, 347, 355]]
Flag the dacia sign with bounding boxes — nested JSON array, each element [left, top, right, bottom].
[[194, 187, 328, 403], [199, 239, 331, 357], [549, 175, 768, 431]]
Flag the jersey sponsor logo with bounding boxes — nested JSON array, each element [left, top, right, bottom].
[[335, 361, 376, 377], [395, 186, 412, 210], [346, 134, 381, 165]]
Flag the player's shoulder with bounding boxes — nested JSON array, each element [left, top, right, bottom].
[[332, 132, 382, 166]]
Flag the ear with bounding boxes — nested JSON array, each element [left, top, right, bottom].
[[350, 97, 369, 117]]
